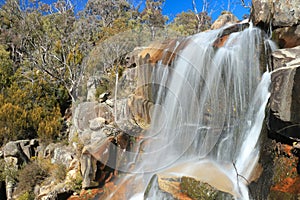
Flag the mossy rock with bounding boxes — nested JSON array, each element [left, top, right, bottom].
[[145, 175, 234, 200], [180, 176, 234, 200]]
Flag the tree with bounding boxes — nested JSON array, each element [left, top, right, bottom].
[[192, 0, 212, 32], [169, 10, 211, 36], [84, 0, 131, 28], [140, 0, 167, 40]]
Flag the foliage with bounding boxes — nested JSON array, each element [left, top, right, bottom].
[[16, 161, 48, 194], [141, 0, 167, 40], [169, 11, 199, 36], [51, 162, 67, 182], [16, 192, 34, 200], [0, 158, 18, 184], [0, 73, 65, 145], [67, 171, 83, 193], [0, 0, 215, 145]]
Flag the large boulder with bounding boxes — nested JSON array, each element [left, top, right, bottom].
[[145, 174, 234, 200], [3, 139, 38, 163], [272, 25, 300, 48], [211, 11, 239, 30], [268, 46, 300, 142]]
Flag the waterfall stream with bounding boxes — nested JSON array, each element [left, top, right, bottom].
[[111, 23, 273, 200]]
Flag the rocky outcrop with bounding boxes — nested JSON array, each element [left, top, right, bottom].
[[2, 139, 39, 200], [211, 12, 239, 30], [249, 1, 300, 199], [44, 143, 75, 168], [251, 0, 300, 48], [251, 0, 299, 27], [71, 99, 132, 189], [272, 25, 300, 48], [268, 46, 300, 142]]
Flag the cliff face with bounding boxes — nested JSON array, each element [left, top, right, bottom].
[[250, 0, 300, 199], [251, 0, 300, 48]]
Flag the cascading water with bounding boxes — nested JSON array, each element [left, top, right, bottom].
[[111, 23, 273, 200]]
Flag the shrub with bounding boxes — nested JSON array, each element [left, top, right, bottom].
[[17, 192, 34, 200], [37, 106, 62, 143], [16, 161, 48, 194], [67, 171, 83, 194]]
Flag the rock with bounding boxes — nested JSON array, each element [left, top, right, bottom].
[[43, 143, 75, 168], [127, 95, 154, 129], [145, 174, 233, 200], [99, 92, 109, 103], [87, 76, 102, 102], [251, 0, 300, 28], [36, 182, 72, 200], [89, 117, 106, 131], [271, 46, 300, 70], [114, 98, 143, 133], [94, 103, 114, 124], [51, 146, 75, 168], [73, 102, 99, 133], [273, 25, 300, 48], [3, 141, 24, 158], [3, 140, 35, 164], [211, 12, 238, 30], [6, 176, 14, 200], [71, 102, 114, 142], [43, 143, 56, 158], [267, 143, 300, 199], [65, 159, 80, 182], [251, 0, 300, 48], [80, 152, 97, 189], [105, 99, 114, 107], [268, 46, 300, 141]]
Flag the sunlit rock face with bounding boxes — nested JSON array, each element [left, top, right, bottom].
[[251, 0, 300, 48], [211, 12, 239, 30], [268, 46, 300, 142], [272, 26, 300, 48], [251, 0, 300, 27]]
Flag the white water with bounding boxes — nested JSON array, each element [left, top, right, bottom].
[[110, 24, 273, 200]]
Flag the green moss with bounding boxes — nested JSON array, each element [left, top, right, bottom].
[[180, 176, 233, 200]]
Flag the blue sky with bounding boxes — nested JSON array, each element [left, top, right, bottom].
[[3, 0, 252, 22], [162, 0, 252, 21]]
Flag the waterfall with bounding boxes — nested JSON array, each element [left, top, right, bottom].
[[110, 24, 272, 200]]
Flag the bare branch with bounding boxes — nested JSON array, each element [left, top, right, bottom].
[[240, 0, 251, 9]]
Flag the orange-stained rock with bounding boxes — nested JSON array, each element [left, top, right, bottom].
[[68, 188, 103, 200], [269, 143, 300, 199], [213, 35, 229, 48], [138, 38, 190, 65]]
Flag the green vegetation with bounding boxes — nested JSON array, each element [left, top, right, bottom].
[[0, 0, 214, 144], [0, 157, 69, 198], [16, 161, 48, 196]]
